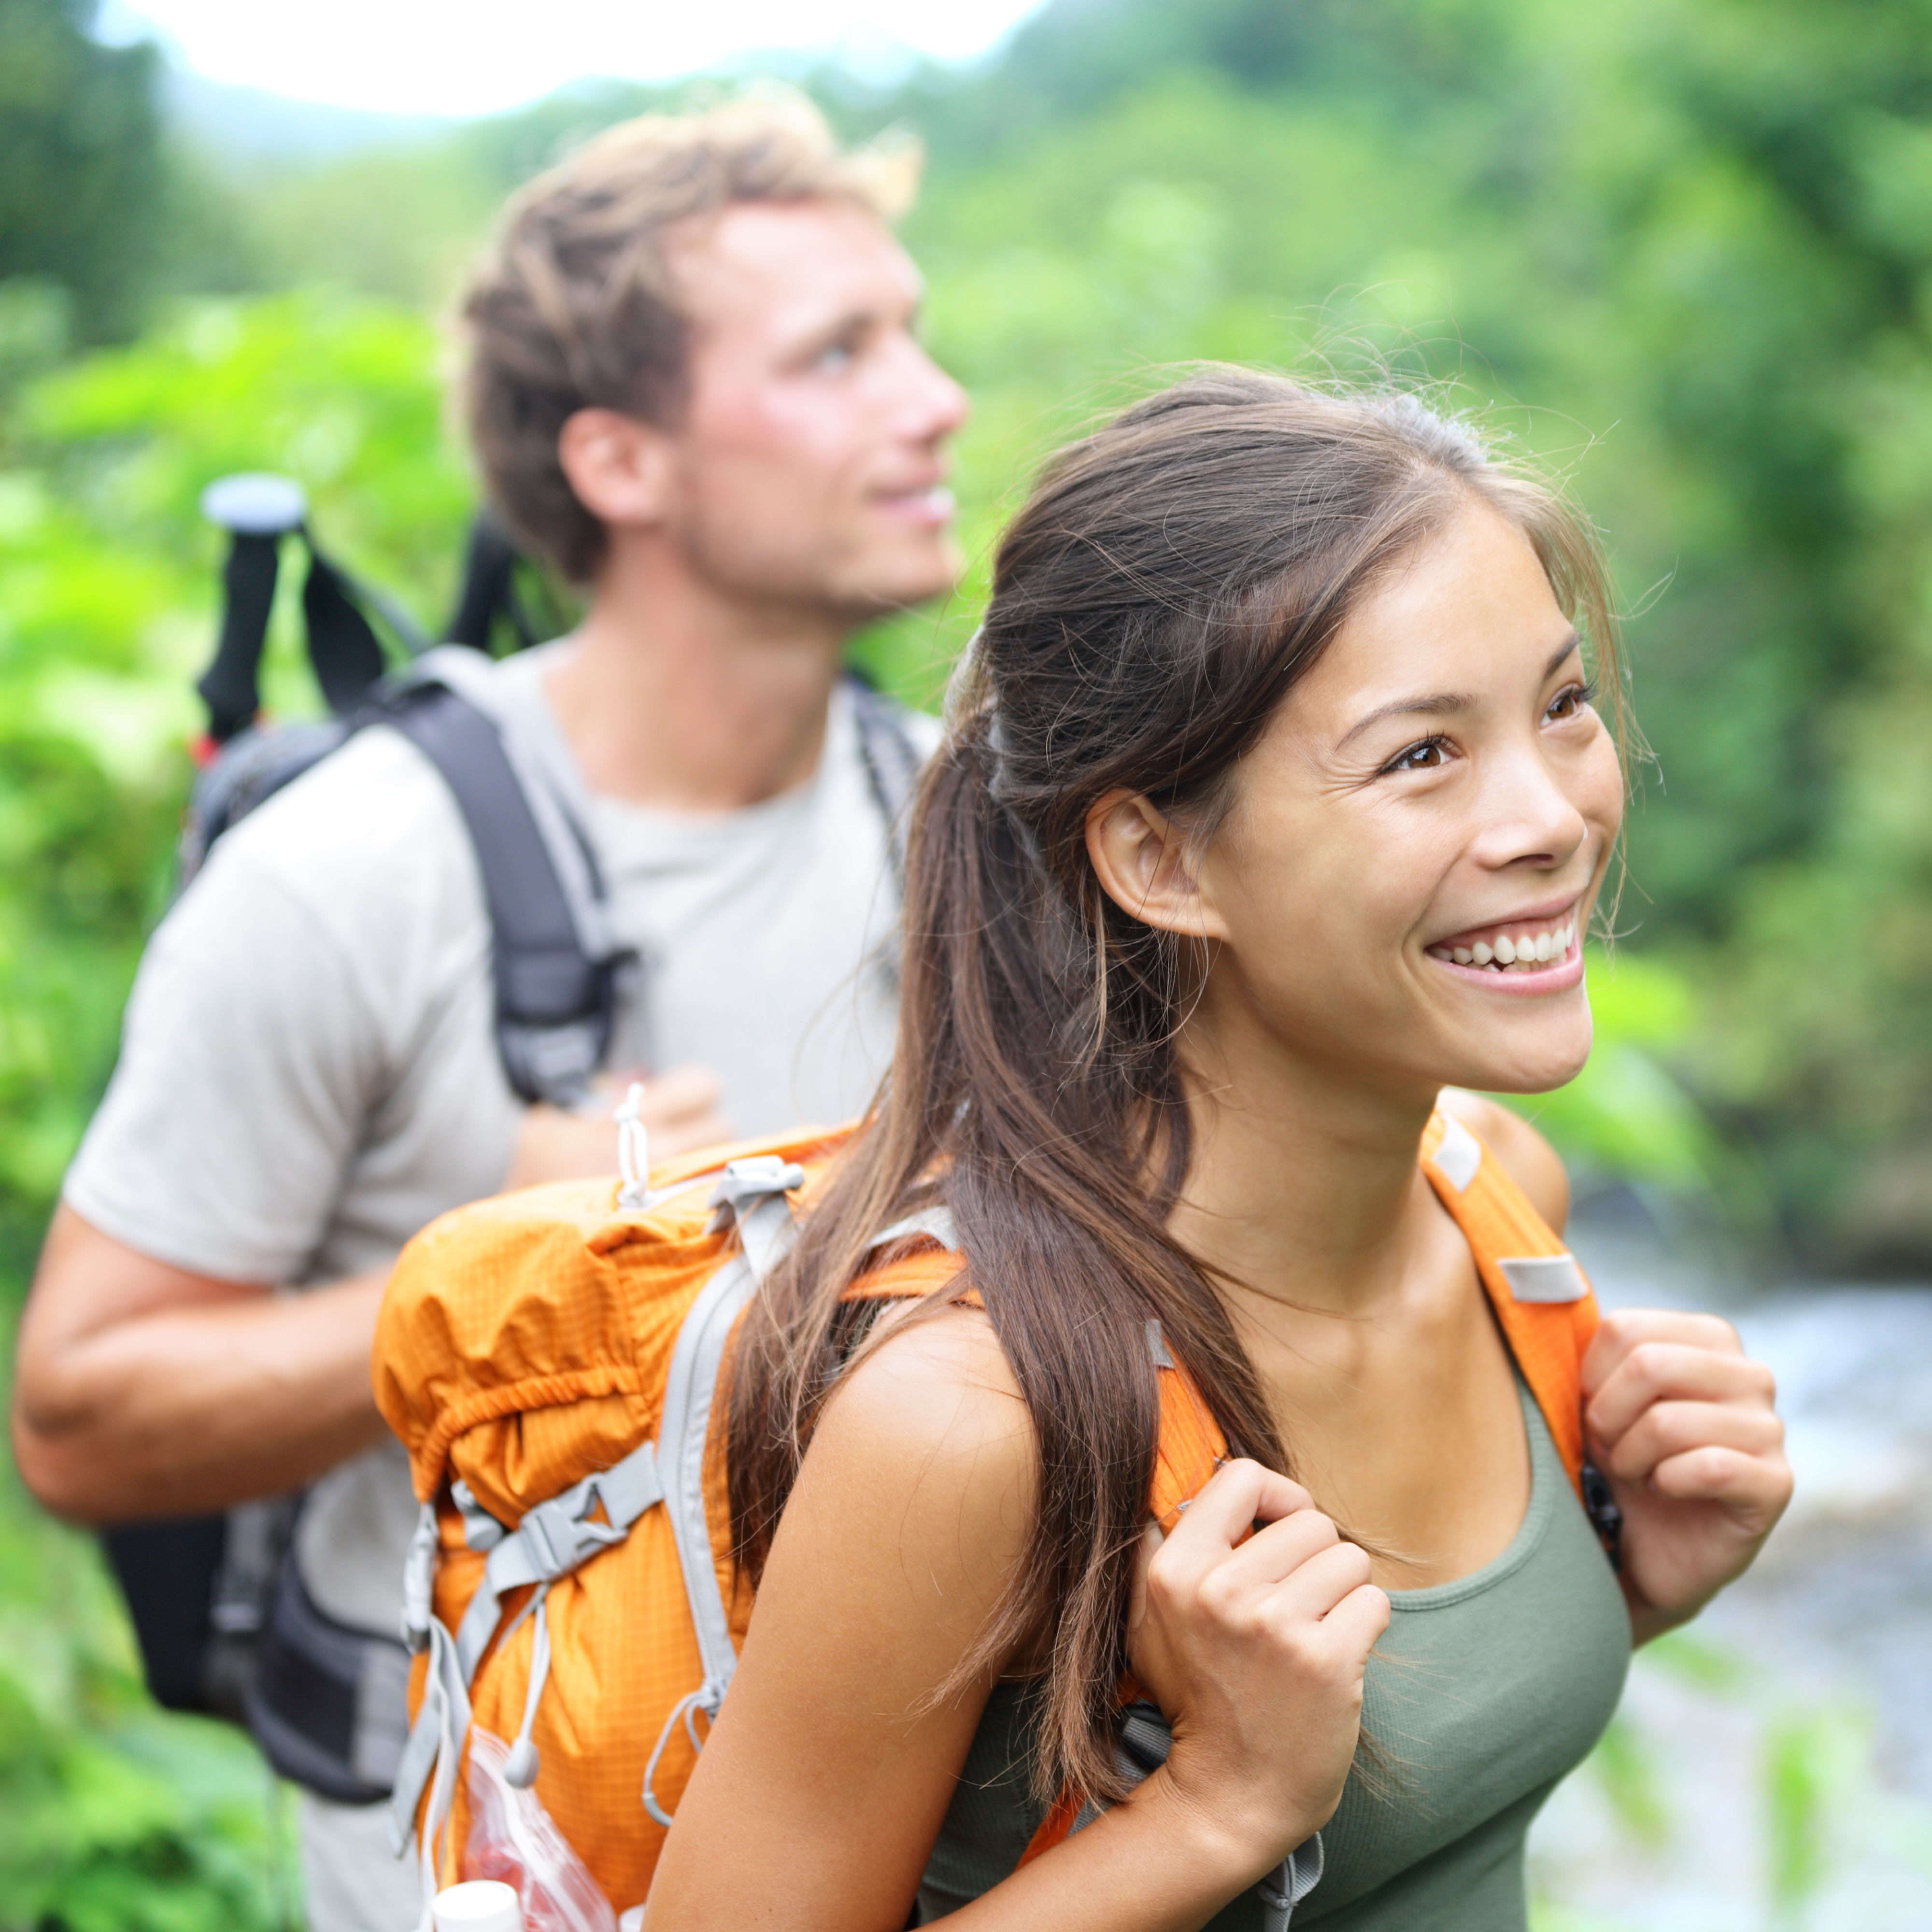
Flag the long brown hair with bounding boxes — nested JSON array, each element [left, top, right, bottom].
[[729, 368, 1622, 1807]]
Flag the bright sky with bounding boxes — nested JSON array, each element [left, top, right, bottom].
[[96, 0, 1050, 117]]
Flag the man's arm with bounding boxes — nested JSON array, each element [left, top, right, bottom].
[[11, 1206, 390, 1524], [13, 1065, 731, 1527]]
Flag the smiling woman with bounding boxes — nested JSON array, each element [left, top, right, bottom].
[[634, 368, 1792, 1932]]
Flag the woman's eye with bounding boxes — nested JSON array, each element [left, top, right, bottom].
[[1546, 681, 1595, 722], [1385, 737, 1448, 773], [813, 340, 857, 372]]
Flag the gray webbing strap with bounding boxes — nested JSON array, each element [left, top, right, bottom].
[[381, 676, 627, 1107], [867, 1205, 960, 1253], [641, 1158, 802, 1826], [705, 1155, 806, 1283], [847, 676, 924, 888], [386, 1614, 470, 1865], [453, 1440, 662, 1681], [387, 1439, 662, 1856], [1258, 1835, 1325, 1932], [451, 1479, 507, 1552]]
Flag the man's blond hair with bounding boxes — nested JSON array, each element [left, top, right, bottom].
[[460, 93, 921, 583]]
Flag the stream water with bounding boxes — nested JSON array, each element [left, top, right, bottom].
[[1524, 1206, 1932, 1929]]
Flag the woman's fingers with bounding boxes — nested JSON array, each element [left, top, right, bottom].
[[1147, 1459, 1315, 1582], [1262, 1536, 1379, 1630], [1586, 1337, 1776, 1449], [1648, 1443, 1793, 1516], [1318, 1578, 1394, 1655], [1170, 1458, 1317, 1543], [1583, 1307, 1744, 1393], [1602, 1397, 1785, 1489]]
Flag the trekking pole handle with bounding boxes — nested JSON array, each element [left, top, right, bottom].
[[195, 474, 309, 747]]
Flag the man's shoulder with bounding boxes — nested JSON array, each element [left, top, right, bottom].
[[199, 719, 477, 934], [847, 679, 942, 759]]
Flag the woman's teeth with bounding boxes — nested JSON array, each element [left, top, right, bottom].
[[1427, 920, 1577, 972]]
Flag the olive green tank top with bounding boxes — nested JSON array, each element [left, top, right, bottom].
[[915, 1378, 1631, 1928]]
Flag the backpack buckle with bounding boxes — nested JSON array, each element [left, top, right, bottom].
[[708, 1159, 806, 1281]]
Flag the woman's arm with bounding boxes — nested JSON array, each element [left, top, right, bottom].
[[646, 1309, 1388, 1931]]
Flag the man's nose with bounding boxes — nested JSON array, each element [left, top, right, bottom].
[[896, 338, 970, 441]]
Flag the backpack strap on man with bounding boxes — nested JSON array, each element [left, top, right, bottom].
[[375, 677, 632, 1108], [846, 671, 924, 885]]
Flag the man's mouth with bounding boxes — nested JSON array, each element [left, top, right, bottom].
[[1426, 912, 1579, 973], [874, 484, 955, 526]]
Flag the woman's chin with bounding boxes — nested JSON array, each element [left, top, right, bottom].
[[1443, 1016, 1594, 1099]]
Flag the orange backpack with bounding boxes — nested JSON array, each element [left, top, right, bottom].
[[371, 1105, 1608, 1922]]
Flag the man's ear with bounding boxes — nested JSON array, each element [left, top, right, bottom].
[[1084, 789, 1228, 941], [557, 407, 674, 530]]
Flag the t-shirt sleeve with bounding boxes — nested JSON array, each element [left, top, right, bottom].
[[64, 851, 392, 1285]]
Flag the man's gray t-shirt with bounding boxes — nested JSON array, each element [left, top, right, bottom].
[[65, 641, 933, 1635]]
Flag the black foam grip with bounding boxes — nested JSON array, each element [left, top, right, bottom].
[[196, 531, 281, 741]]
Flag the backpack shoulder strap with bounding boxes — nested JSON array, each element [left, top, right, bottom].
[[845, 672, 928, 884], [376, 678, 629, 1107], [845, 1220, 1228, 1530], [1419, 1108, 1600, 1496]]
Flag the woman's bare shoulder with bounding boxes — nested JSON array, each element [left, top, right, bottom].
[[791, 1301, 1038, 1580], [1436, 1088, 1571, 1234]]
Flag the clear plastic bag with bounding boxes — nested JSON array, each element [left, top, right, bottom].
[[464, 1729, 617, 1932]]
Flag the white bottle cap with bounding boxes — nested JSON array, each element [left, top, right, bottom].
[[433, 1880, 524, 1932]]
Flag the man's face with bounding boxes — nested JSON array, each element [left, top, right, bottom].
[[657, 199, 969, 623]]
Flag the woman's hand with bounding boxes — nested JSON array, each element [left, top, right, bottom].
[[1581, 1308, 1792, 1643], [1128, 1459, 1391, 1874]]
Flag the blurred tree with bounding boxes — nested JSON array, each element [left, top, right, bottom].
[[0, 0, 166, 342]]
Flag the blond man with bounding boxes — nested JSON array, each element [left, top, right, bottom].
[[14, 95, 966, 1931]]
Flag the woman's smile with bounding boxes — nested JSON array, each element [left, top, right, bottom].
[[1424, 894, 1587, 992]]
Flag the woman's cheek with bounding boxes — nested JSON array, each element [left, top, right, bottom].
[[1577, 724, 1626, 844]]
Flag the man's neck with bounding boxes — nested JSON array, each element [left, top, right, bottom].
[[543, 544, 850, 814]]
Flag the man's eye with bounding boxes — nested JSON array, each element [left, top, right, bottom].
[[1385, 738, 1448, 773], [813, 340, 857, 372]]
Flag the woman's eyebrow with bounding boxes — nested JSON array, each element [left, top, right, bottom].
[[1334, 630, 1581, 750]]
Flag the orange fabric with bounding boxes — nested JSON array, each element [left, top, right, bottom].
[[373, 1107, 1595, 1906], [1419, 1111, 1600, 1496], [373, 1125, 848, 1915]]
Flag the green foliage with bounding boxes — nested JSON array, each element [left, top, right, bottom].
[[0, 1309, 287, 1932], [1578, 1715, 1670, 1853], [8, 0, 1932, 1918], [1494, 948, 1756, 1217], [1764, 1708, 1846, 1913], [0, 293, 463, 1928], [0, 0, 167, 342], [0, 292, 470, 1273], [1532, 1636, 1932, 1927]]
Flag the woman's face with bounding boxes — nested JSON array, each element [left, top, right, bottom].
[[1184, 498, 1625, 1101]]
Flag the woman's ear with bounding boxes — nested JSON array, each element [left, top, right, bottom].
[[1085, 789, 1229, 941], [557, 407, 674, 530]]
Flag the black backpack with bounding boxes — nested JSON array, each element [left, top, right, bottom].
[[101, 475, 923, 1801]]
